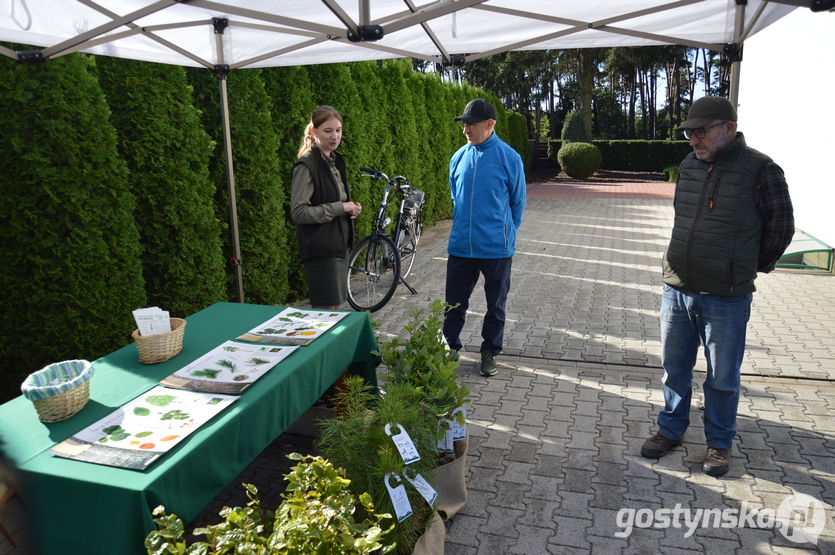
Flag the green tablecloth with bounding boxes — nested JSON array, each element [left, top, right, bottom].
[[0, 302, 379, 555]]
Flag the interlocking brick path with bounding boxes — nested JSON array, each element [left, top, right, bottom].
[[3, 171, 834, 555]]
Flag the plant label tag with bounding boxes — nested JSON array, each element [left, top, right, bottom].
[[385, 423, 420, 464], [451, 406, 467, 441], [385, 472, 413, 522], [403, 468, 437, 506], [437, 419, 454, 453]]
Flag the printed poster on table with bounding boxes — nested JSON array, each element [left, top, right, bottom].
[[159, 340, 297, 395], [236, 307, 349, 346], [49, 386, 236, 470]]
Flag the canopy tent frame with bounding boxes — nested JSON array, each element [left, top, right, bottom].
[[2, 0, 828, 302]]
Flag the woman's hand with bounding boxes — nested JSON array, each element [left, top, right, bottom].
[[343, 201, 362, 219]]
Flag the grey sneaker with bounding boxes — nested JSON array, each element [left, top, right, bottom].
[[640, 432, 684, 458], [480, 350, 497, 376], [703, 446, 731, 477]]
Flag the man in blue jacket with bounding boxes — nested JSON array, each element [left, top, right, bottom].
[[443, 98, 526, 377]]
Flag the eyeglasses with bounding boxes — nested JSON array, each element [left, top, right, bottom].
[[682, 121, 727, 140], [458, 121, 484, 129]]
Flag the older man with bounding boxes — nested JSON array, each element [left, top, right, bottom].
[[641, 96, 794, 476], [443, 98, 526, 377]]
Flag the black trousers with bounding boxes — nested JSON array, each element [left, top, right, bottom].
[[442, 254, 513, 355]]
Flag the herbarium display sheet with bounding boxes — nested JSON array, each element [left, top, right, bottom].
[[50, 386, 236, 470], [236, 307, 350, 346], [159, 340, 297, 395]]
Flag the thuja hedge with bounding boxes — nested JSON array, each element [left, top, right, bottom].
[[0, 51, 146, 403], [548, 139, 692, 172], [0, 51, 521, 403], [97, 57, 227, 316]]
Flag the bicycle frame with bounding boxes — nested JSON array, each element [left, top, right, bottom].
[[345, 168, 422, 312]]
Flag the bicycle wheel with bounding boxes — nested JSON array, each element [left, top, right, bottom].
[[346, 235, 400, 312], [396, 213, 421, 278]]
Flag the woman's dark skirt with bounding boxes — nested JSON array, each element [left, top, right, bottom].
[[303, 256, 349, 307]]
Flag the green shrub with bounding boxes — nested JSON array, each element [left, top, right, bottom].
[[561, 110, 592, 144], [261, 65, 317, 301], [145, 455, 394, 555], [97, 57, 227, 316], [376, 299, 469, 420], [0, 51, 146, 404], [505, 110, 531, 174], [548, 139, 690, 172], [187, 68, 291, 305], [316, 377, 441, 555], [664, 164, 680, 182], [558, 142, 602, 180]]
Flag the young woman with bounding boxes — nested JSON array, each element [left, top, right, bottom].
[[290, 106, 361, 309]]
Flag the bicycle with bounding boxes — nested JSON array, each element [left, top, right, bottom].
[[346, 167, 425, 312]]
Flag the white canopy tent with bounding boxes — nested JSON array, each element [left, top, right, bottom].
[[1, 0, 827, 300]]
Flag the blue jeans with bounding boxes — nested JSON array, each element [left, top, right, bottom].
[[443, 255, 513, 355], [657, 284, 752, 449]]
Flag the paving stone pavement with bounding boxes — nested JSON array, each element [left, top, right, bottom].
[[2, 182, 834, 555]]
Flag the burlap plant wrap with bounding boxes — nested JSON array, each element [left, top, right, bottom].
[[411, 437, 469, 555]]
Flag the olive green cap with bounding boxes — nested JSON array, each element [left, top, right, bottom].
[[677, 96, 737, 131]]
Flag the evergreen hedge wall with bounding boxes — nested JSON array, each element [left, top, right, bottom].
[[547, 139, 692, 172], [0, 52, 146, 403], [0, 52, 520, 404], [97, 58, 227, 316]]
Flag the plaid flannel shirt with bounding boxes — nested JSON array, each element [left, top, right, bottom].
[[755, 161, 794, 273]]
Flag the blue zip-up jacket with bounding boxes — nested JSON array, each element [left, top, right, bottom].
[[448, 132, 526, 259]]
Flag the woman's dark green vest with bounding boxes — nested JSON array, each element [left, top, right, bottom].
[[662, 134, 771, 296], [293, 146, 354, 262]]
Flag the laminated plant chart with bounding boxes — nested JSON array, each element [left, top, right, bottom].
[[236, 307, 349, 346], [50, 386, 236, 470], [159, 340, 297, 395]]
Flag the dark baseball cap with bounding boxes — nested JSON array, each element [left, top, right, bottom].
[[454, 98, 497, 123], [677, 96, 737, 131]]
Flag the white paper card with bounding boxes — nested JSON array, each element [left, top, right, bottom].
[[132, 307, 171, 336], [437, 419, 454, 453], [403, 468, 437, 506], [385, 473, 413, 522], [385, 422, 420, 465], [451, 406, 467, 441]]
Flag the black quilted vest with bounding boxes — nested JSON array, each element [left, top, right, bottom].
[[293, 147, 354, 262], [662, 134, 771, 296]]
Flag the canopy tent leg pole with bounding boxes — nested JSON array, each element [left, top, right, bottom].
[[218, 73, 245, 303], [213, 17, 244, 303], [728, 0, 746, 107]]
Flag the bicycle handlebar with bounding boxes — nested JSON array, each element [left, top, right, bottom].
[[360, 167, 411, 192]]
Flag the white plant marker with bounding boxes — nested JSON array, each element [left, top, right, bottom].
[[385, 422, 420, 464], [403, 467, 438, 506], [385, 472, 413, 522], [451, 406, 467, 441]]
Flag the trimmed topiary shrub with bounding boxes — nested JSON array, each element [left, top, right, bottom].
[[561, 110, 592, 144], [664, 164, 680, 182], [558, 142, 602, 180]]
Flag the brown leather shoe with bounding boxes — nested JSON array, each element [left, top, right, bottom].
[[641, 432, 684, 458], [703, 447, 731, 476]]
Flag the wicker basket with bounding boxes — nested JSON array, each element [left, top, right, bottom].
[[22, 360, 94, 423], [131, 318, 186, 364]]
